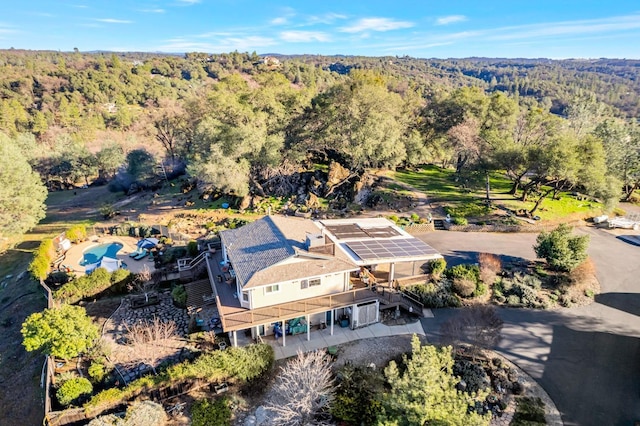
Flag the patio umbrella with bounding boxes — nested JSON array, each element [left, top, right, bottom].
[[137, 237, 159, 249]]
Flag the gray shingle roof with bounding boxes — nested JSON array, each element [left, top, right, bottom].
[[219, 215, 357, 289]]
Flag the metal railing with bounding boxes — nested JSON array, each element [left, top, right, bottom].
[[177, 251, 209, 272]]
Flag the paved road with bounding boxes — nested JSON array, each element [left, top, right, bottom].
[[417, 227, 640, 426]]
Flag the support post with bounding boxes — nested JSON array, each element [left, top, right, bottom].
[[232, 331, 237, 347], [389, 262, 396, 283], [330, 310, 334, 336], [306, 314, 310, 341], [282, 320, 286, 347]]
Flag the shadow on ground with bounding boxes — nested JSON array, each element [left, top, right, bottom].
[[595, 292, 640, 317], [440, 250, 531, 268], [423, 307, 640, 426]]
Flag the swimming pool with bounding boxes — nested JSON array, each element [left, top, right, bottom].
[[80, 242, 124, 266]]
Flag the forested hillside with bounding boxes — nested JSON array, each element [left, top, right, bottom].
[[1, 49, 639, 238]]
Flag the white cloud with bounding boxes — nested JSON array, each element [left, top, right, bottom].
[[177, 0, 201, 4], [305, 13, 347, 25], [140, 9, 165, 14], [436, 15, 467, 26], [271, 17, 288, 25], [280, 31, 330, 42], [95, 18, 133, 24], [158, 35, 277, 52], [368, 13, 640, 55], [339, 17, 414, 33], [382, 41, 454, 52], [486, 14, 640, 41]]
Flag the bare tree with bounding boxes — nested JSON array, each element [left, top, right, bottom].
[[440, 305, 503, 359], [124, 316, 177, 374], [129, 265, 157, 303], [266, 350, 335, 426]]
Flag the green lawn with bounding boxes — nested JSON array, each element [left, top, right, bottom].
[[394, 165, 604, 221]]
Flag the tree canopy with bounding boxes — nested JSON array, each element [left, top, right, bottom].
[[0, 133, 47, 238], [21, 304, 99, 360], [379, 335, 489, 426]]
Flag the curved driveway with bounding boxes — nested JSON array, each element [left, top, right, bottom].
[[417, 227, 640, 426]]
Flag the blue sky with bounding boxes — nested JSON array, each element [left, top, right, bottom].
[[1, 1, 640, 58]]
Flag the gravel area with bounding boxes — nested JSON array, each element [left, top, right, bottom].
[[331, 334, 419, 369]]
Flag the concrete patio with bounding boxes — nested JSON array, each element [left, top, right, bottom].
[[258, 319, 426, 360]]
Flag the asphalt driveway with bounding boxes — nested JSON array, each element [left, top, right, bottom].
[[417, 227, 640, 426]]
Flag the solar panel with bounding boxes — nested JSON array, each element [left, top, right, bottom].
[[325, 224, 368, 240], [345, 238, 439, 261], [363, 226, 401, 238]]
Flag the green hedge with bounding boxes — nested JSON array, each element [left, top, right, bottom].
[[29, 239, 55, 280], [191, 397, 231, 426], [54, 268, 134, 304], [57, 377, 93, 407], [85, 343, 274, 416]]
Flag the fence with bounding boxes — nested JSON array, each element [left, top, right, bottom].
[[91, 222, 192, 244]]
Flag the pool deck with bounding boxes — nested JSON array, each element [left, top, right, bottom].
[[63, 236, 156, 276]]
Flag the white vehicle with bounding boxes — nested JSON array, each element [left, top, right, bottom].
[[608, 215, 640, 231]]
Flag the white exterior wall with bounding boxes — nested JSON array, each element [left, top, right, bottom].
[[250, 271, 349, 309]]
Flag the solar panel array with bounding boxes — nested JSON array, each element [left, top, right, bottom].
[[345, 238, 439, 261], [324, 224, 401, 240]]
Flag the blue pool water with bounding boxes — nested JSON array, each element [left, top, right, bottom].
[[80, 242, 124, 266]]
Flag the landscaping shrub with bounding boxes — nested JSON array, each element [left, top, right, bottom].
[[88, 400, 167, 426], [66, 224, 87, 243], [54, 268, 132, 304], [478, 253, 501, 285], [191, 397, 231, 426], [512, 397, 546, 425], [85, 343, 274, 416], [88, 361, 106, 383], [45, 271, 73, 287], [410, 213, 420, 223], [445, 264, 480, 283], [171, 284, 187, 308], [495, 274, 546, 309], [29, 238, 55, 280], [409, 279, 461, 308], [187, 240, 199, 257], [425, 258, 447, 278], [452, 277, 476, 298], [110, 268, 134, 293], [332, 363, 385, 425], [138, 225, 152, 238], [453, 360, 490, 393], [473, 282, 487, 297], [506, 294, 521, 306], [534, 224, 590, 272], [57, 377, 93, 406], [452, 216, 468, 226]]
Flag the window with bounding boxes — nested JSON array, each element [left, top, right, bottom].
[[265, 284, 280, 294], [242, 292, 249, 302], [301, 277, 321, 289]]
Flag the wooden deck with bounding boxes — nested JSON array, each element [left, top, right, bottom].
[[187, 251, 423, 333], [220, 287, 380, 331]]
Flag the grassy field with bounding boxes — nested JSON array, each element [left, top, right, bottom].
[[394, 165, 604, 221]]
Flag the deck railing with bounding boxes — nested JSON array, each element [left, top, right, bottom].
[[220, 287, 379, 331]]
